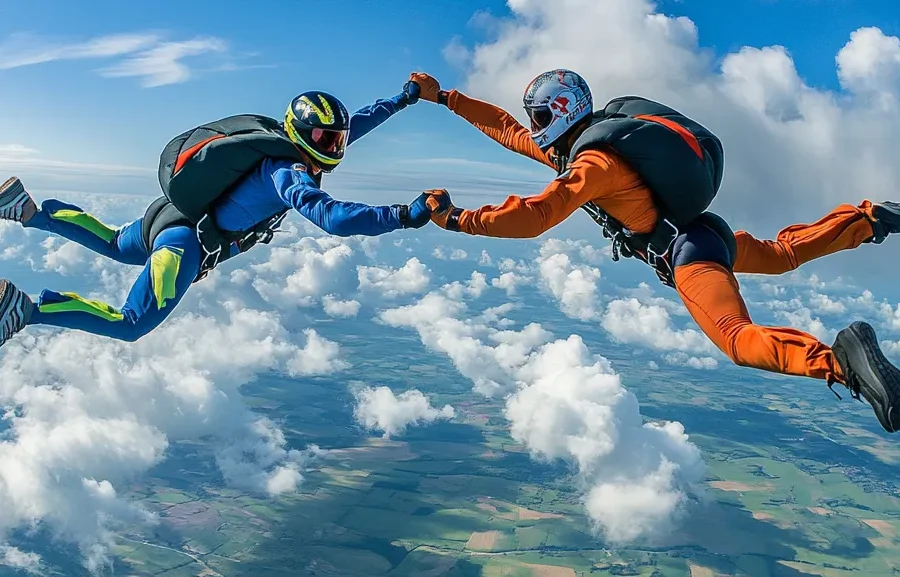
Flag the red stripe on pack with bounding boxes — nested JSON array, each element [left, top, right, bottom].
[[173, 135, 226, 175], [634, 114, 703, 160]]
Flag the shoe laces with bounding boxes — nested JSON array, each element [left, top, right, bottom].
[[827, 375, 862, 402]]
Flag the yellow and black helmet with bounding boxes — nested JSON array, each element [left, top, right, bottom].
[[284, 91, 351, 172]]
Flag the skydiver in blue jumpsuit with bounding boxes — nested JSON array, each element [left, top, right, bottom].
[[0, 82, 430, 346]]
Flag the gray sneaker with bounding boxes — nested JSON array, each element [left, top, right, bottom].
[[0, 279, 33, 348], [868, 201, 900, 244], [832, 321, 900, 433], [0, 177, 37, 224]]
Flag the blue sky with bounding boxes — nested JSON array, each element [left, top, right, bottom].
[[2, 0, 896, 175]]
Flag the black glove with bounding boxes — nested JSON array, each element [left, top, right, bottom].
[[394, 193, 432, 229]]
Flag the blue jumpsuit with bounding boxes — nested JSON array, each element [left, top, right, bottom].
[[25, 94, 412, 342]]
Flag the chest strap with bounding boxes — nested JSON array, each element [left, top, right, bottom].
[[580, 201, 679, 289]]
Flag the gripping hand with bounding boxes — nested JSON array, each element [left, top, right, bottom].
[[424, 189, 463, 231], [400, 79, 421, 105], [408, 72, 446, 105], [404, 192, 433, 228]]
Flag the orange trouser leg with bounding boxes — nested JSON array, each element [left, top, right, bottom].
[[733, 201, 876, 275], [674, 262, 844, 383]]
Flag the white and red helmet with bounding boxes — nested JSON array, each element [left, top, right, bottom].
[[523, 69, 593, 151]]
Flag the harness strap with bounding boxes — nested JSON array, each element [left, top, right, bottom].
[[580, 201, 679, 289], [193, 208, 289, 282], [142, 198, 287, 283]]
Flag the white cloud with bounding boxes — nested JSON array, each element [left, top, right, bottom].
[[498, 258, 531, 274], [505, 335, 705, 543], [625, 283, 689, 317], [774, 306, 837, 343], [808, 292, 847, 315], [0, 33, 157, 69], [491, 271, 529, 296], [380, 291, 705, 542], [836, 27, 900, 108], [358, 257, 431, 298], [537, 243, 602, 322], [448, 0, 900, 235], [286, 328, 351, 375], [0, 294, 345, 569], [322, 294, 361, 318], [478, 250, 493, 266], [0, 32, 230, 87], [244, 235, 363, 309], [1, 546, 41, 574], [602, 298, 715, 355], [442, 271, 489, 300], [432, 246, 468, 260], [100, 37, 227, 88], [353, 386, 455, 438], [663, 352, 718, 370]]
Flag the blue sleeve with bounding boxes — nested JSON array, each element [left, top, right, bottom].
[[273, 165, 403, 236], [347, 92, 409, 146]]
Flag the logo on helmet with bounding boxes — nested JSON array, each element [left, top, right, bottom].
[[296, 95, 335, 125], [551, 95, 570, 115]]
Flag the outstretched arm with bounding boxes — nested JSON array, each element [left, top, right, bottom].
[[427, 149, 655, 238], [273, 165, 433, 236], [274, 165, 403, 236], [410, 72, 555, 170], [347, 82, 420, 146]]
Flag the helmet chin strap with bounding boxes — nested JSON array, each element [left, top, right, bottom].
[[548, 118, 592, 173]]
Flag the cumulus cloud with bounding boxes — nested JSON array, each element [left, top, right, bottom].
[[536, 240, 602, 321], [243, 235, 363, 308], [433, 246, 468, 260], [602, 298, 716, 357], [442, 271, 489, 300], [358, 257, 431, 298], [380, 290, 705, 543], [353, 387, 455, 438], [491, 271, 529, 296], [0, 254, 346, 572], [322, 294, 361, 318], [448, 0, 900, 238]]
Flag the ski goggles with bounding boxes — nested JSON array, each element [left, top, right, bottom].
[[310, 127, 348, 154], [525, 105, 554, 133]]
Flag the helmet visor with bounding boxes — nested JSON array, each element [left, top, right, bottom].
[[310, 127, 348, 155], [525, 106, 553, 133]]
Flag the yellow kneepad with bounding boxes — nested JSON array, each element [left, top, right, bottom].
[[150, 246, 184, 310]]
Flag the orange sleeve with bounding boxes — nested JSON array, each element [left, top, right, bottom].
[[445, 90, 556, 170], [456, 149, 620, 238]]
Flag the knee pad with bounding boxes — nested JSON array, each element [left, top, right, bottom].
[[672, 211, 737, 270]]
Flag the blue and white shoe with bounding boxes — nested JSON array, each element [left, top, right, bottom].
[[0, 177, 37, 224], [0, 279, 33, 348]]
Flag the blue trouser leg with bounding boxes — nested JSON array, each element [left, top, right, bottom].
[[27, 226, 202, 342], [24, 199, 148, 265]]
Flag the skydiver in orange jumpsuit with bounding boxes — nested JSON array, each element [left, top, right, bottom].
[[409, 69, 900, 434]]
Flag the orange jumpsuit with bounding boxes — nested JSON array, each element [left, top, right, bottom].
[[439, 89, 881, 384]]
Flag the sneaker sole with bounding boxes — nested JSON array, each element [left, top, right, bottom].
[[0, 279, 32, 346], [0, 177, 35, 223], [835, 321, 900, 432]]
